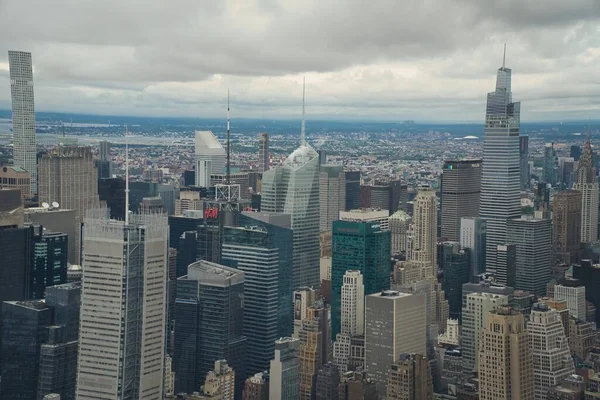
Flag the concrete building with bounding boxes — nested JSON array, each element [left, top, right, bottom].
[[528, 303, 575, 400], [339, 208, 389, 230], [0, 165, 31, 200], [411, 188, 438, 278], [459, 217, 486, 278], [175, 190, 203, 215], [386, 353, 433, 400], [269, 338, 300, 400], [315, 362, 340, 400], [555, 284, 587, 322], [76, 210, 168, 399], [9, 50, 37, 193], [478, 306, 534, 400], [25, 207, 78, 264], [520, 135, 530, 189], [344, 171, 361, 211], [319, 165, 346, 232], [242, 372, 269, 400], [553, 190, 582, 269], [440, 159, 481, 242], [338, 370, 378, 400], [299, 301, 331, 400], [0, 187, 24, 228], [365, 290, 426, 398], [293, 287, 318, 339], [573, 136, 599, 243], [195, 130, 226, 187], [390, 210, 411, 256], [257, 132, 269, 173]]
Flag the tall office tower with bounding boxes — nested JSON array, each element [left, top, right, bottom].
[[411, 188, 438, 277], [390, 210, 411, 256], [1, 300, 53, 399], [573, 136, 599, 242], [318, 149, 327, 166], [195, 130, 226, 187], [480, 52, 521, 274], [387, 353, 433, 400], [258, 133, 269, 173], [98, 177, 126, 220], [25, 207, 78, 264], [553, 190, 582, 280], [478, 306, 534, 400], [270, 337, 301, 400], [555, 284, 586, 322], [528, 303, 575, 400], [338, 370, 378, 400], [573, 260, 600, 323], [31, 229, 68, 299], [461, 292, 509, 373], [243, 372, 269, 400], [507, 217, 552, 296], [38, 145, 101, 263], [571, 144, 582, 161], [344, 171, 361, 211], [459, 217, 486, 277], [174, 260, 246, 396], [99, 140, 111, 161], [440, 242, 470, 319], [365, 291, 427, 397], [261, 146, 320, 289], [222, 223, 293, 374], [299, 301, 331, 400], [369, 182, 391, 211], [543, 142, 560, 186], [158, 184, 178, 215], [520, 135, 530, 189], [331, 220, 390, 338], [440, 159, 481, 241], [9, 51, 37, 194], [0, 165, 32, 200], [76, 210, 168, 399], [495, 243, 517, 287], [319, 165, 346, 232], [293, 287, 318, 338], [315, 362, 340, 400], [175, 190, 203, 215], [340, 208, 390, 230], [333, 270, 365, 373]]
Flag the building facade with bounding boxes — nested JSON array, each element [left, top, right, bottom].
[[390, 210, 411, 256], [269, 337, 300, 400], [195, 130, 226, 187], [411, 188, 438, 278], [386, 353, 433, 400], [258, 132, 269, 173], [319, 165, 346, 232], [553, 190, 582, 269], [573, 137, 599, 243]]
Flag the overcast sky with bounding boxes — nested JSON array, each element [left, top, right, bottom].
[[0, 0, 599, 122]]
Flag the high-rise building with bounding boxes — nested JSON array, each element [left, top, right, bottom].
[[344, 171, 361, 211], [0, 187, 24, 228], [258, 133, 269, 173], [315, 362, 340, 400], [175, 190, 203, 215], [31, 229, 68, 300], [99, 140, 111, 161], [25, 207, 78, 264], [478, 306, 535, 400], [0, 165, 32, 200], [390, 210, 411, 256], [571, 144, 582, 161], [8, 51, 37, 194], [98, 177, 126, 220], [174, 260, 246, 396], [495, 243, 517, 287], [543, 142, 560, 186], [480, 53, 521, 274], [440, 159, 481, 242], [387, 353, 433, 400], [293, 287, 318, 339], [365, 290, 426, 397], [261, 143, 320, 289], [573, 136, 599, 243], [38, 145, 102, 263], [411, 188, 438, 278], [440, 242, 470, 320], [573, 260, 600, 323], [222, 223, 293, 374], [553, 190, 582, 271], [299, 301, 331, 400], [243, 372, 269, 400], [319, 165, 346, 232], [461, 292, 509, 373], [270, 337, 300, 400], [318, 149, 327, 166], [459, 217, 486, 277], [331, 220, 390, 338], [76, 211, 168, 399], [520, 135, 530, 189], [528, 303, 574, 400], [195, 130, 226, 187], [340, 208, 390, 230], [507, 217, 552, 296], [554, 283, 586, 322], [338, 370, 378, 400]]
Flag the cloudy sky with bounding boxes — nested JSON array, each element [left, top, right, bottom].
[[0, 0, 599, 122]]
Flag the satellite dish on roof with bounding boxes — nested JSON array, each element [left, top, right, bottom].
[[52, 202, 59, 209], [42, 202, 50, 209]]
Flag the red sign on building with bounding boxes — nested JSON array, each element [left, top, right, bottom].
[[204, 207, 219, 219]]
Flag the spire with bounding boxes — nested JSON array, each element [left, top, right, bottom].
[[125, 125, 130, 225], [301, 76, 306, 146], [226, 89, 231, 184], [502, 43, 506, 69]]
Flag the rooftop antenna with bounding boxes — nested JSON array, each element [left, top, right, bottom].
[[502, 43, 506, 69], [226, 89, 231, 184], [125, 125, 130, 225], [301, 76, 306, 146]]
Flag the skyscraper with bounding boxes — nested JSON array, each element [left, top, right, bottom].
[[543, 142, 559, 186], [528, 303, 574, 400], [478, 306, 534, 400], [299, 301, 331, 400], [386, 353, 433, 400], [573, 135, 599, 243], [411, 188, 438, 278], [552, 190, 582, 271], [38, 145, 102, 263], [480, 50, 521, 274], [319, 164, 346, 232], [440, 242, 470, 320], [554, 283, 586, 322], [390, 210, 411, 256], [365, 291, 427, 397], [270, 337, 300, 400], [31, 229, 68, 300], [440, 159, 481, 241], [344, 171, 361, 211], [258, 132, 269, 173], [195, 130, 226, 187], [459, 217, 486, 277], [315, 362, 340, 400], [76, 210, 168, 399], [9, 51, 37, 194], [520, 135, 530, 189], [506, 217, 552, 296], [331, 220, 390, 338]]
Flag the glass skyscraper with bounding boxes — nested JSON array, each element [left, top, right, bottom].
[[331, 220, 391, 339], [480, 54, 521, 274]]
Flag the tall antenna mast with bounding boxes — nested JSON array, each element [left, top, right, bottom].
[[226, 89, 231, 184], [125, 125, 130, 225], [301, 76, 306, 146], [502, 43, 506, 69]]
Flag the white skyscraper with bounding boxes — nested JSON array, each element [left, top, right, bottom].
[[319, 164, 346, 232], [8, 51, 37, 194], [527, 303, 574, 400], [554, 284, 586, 322], [573, 136, 599, 243], [195, 130, 226, 187], [76, 210, 168, 399]]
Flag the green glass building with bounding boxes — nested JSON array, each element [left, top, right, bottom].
[[331, 220, 391, 339]]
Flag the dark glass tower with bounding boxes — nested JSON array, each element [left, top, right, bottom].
[[331, 220, 391, 339], [480, 49, 521, 274], [440, 242, 470, 320], [31, 229, 68, 300], [345, 171, 361, 211]]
